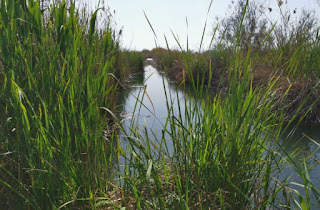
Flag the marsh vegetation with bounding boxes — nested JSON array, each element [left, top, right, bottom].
[[0, 0, 319, 209]]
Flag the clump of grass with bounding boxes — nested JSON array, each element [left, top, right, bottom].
[[0, 0, 122, 208]]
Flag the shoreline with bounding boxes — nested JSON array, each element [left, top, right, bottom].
[[142, 53, 320, 126]]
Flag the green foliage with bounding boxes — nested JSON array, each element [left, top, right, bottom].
[[214, 0, 320, 79], [116, 1, 320, 208], [118, 51, 145, 79], [120, 48, 291, 208], [0, 0, 319, 209], [0, 0, 119, 208]]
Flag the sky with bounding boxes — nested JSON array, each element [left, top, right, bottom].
[[87, 0, 320, 51]]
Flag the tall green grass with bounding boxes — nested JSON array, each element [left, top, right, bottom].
[[1, 0, 319, 209], [118, 48, 293, 209], [150, 0, 320, 124], [0, 0, 121, 208], [115, 1, 320, 208]]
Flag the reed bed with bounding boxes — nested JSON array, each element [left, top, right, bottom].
[[118, 50, 320, 209], [116, 1, 320, 208], [0, 0, 319, 209], [0, 0, 124, 208], [147, 0, 320, 124]]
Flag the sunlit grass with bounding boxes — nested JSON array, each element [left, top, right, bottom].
[[116, 1, 320, 208], [0, 0, 121, 208], [0, 0, 319, 209]]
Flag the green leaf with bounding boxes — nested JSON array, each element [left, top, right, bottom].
[[147, 159, 153, 178], [89, 8, 101, 45]]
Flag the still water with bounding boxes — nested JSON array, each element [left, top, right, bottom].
[[116, 59, 191, 155], [116, 59, 320, 207]]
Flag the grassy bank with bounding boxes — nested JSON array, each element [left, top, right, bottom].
[[117, 50, 145, 80], [147, 47, 320, 124], [119, 41, 320, 209], [117, 1, 320, 208], [144, 0, 320, 124]]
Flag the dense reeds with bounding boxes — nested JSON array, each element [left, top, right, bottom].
[[0, 0, 133, 208], [0, 0, 319, 209], [147, 0, 320, 124], [119, 49, 320, 208], [116, 1, 320, 208], [117, 50, 145, 80]]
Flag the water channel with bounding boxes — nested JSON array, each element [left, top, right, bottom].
[[116, 59, 320, 207]]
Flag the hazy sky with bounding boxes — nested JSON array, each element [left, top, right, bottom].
[[88, 0, 319, 51]]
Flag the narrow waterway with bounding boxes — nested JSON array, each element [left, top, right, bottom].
[[116, 59, 190, 155], [116, 59, 320, 207]]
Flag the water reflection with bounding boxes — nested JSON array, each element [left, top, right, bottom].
[[117, 60, 320, 206], [278, 125, 320, 205], [117, 60, 320, 166], [281, 125, 320, 159], [116, 61, 189, 155]]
